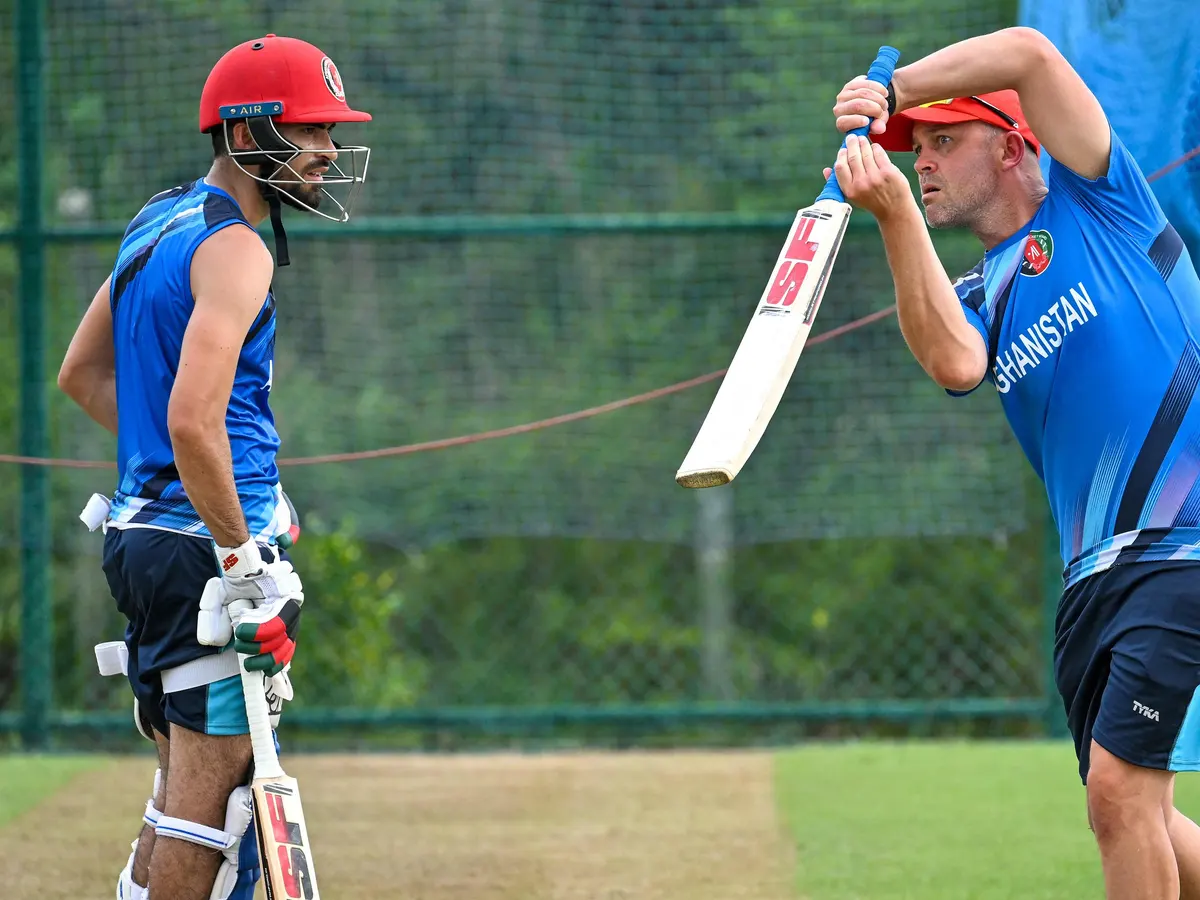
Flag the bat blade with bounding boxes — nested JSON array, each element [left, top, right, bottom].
[[673, 43, 898, 491], [251, 773, 319, 900], [675, 198, 851, 489]]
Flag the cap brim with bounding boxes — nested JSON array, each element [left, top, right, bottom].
[[870, 107, 981, 152], [280, 107, 373, 124]]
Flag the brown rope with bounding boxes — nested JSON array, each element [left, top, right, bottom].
[[0, 306, 898, 469]]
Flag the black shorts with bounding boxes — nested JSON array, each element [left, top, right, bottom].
[[1055, 560, 1200, 784], [101, 526, 286, 737]]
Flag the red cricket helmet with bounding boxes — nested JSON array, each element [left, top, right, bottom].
[[198, 35, 373, 266], [199, 34, 372, 133]]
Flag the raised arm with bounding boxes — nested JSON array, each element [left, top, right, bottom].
[[826, 136, 988, 392], [887, 27, 1111, 179], [876, 201, 989, 392], [169, 225, 274, 548], [58, 276, 118, 436]]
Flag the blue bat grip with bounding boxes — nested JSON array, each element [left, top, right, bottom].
[[815, 45, 901, 204]]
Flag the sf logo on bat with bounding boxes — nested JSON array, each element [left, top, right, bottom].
[[759, 210, 832, 319], [266, 784, 315, 899]]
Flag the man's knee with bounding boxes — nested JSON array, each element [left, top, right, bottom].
[[1087, 740, 1171, 844], [149, 726, 255, 900]]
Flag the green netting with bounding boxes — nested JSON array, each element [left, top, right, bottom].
[[36, 0, 1026, 548], [2, 0, 1050, 741]]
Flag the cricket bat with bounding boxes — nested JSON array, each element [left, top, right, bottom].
[[675, 45, 901, 489], [240, 646, 319, 899]]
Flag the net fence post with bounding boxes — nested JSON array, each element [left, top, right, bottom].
[[696, 486, 734, 702], [16, 0, 51, 750]]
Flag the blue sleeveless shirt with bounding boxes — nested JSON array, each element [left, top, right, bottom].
[[105, 178, 286, 543]]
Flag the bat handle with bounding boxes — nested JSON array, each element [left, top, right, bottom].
[[815, 45, 902, 204], [231, 597, 287, 780], [240, 660, 286, 779]]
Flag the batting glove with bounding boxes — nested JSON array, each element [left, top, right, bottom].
[[197, 539, 304, 651], [233, 596, 303, 676]]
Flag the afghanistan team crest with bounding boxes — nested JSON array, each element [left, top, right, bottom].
[[1021, 229, 1053, 276], [321, 56, 345, 102]]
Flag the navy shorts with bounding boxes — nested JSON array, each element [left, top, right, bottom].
[[101, 526, 286, 738], [1055, 560, 1200, 784]]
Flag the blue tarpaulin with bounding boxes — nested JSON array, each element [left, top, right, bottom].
[[1020, 1, 1200, 258]]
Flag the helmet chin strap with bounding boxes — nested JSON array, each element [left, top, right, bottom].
[[258, 179, 291, 268], [244, 117, 304, 268]]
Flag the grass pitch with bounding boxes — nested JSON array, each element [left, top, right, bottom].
[[4, 739, 1189, 899], [777, 740, 1112, 899], [0, 754, 108, 827]]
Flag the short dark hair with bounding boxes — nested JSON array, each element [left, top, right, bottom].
[[211, 127, 230, 158], [210, 120, 248, 158]]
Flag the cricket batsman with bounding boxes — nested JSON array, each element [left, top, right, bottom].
[[56, 34, 371, 900], [824, 26, 1200, 900]]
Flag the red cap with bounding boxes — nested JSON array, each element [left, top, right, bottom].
[[871, 90, 1040, 155], [199, 34, 371, 133]]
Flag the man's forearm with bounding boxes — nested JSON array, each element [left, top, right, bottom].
[[877, 205, 988, 389], [891, 27, 1044, 112], [171, 425, 251, 548], [72, 373, 119, 436]]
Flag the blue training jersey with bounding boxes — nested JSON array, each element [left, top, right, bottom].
[[105, 178, 287, 543], [952, 127, 1200, 588]]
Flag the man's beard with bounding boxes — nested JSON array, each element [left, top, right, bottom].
[[276, 181, 323, 211], [264, 161, 324, 211]]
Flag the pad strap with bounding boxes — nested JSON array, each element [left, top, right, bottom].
[[95, 640, 129, 677], [79, 492, 112, 532], [143, 767, 163, 828], [143, 797, 162, 829], [154, 815, 238, 852]]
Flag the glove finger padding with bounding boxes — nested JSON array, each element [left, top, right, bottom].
[[243, 639, 296, 675], [233, 597, 302, 676], [197, 576, 235, 647]]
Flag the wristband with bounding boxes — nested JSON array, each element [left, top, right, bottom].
[[885, 81, 897, 117], [214, 538, 264, 578]]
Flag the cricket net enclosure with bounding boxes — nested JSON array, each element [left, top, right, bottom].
[[2, 0, 1062, 750]]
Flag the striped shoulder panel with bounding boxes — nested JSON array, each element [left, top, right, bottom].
[[111, 187, 202, 311], [120, 184, 191, 242], [952, 258, 987, 313]]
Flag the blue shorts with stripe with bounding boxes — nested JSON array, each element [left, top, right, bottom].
[[1055, 559, 1200, 784], [101, 525, 285, 737]]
